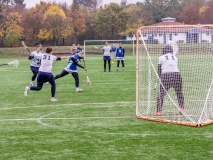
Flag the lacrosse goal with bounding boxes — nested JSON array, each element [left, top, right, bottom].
[[136, 24, 213, 127]]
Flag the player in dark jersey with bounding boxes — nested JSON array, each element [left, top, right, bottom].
[[154, 44, 184, 116], [116, 43, 125, 71], [54, 46, 87, 92]]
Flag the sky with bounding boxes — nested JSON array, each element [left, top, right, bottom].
[[24, 0, 140, 9]]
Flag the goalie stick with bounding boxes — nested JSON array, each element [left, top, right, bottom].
[[21, 41, 31, 53], [83, 60, 91, 86], [0, 60, 19, 68]]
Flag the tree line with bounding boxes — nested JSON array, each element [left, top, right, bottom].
[[0, 0, 213, 47]]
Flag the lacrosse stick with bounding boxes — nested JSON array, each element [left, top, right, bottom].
[[167, 41, 178, 55], [21, 41, 31, 53], [83, 60, 91, 86], [94, 46, 103, 50], [0, 60, 19, 68]]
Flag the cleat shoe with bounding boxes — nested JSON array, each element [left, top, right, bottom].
[[51, 97, 58, 102], [154, 112, 162, 116], [76, 88, 83, 92], [116, 68, 118, 71], [30, 82, 33, 87], [179, 108, 184, 115], [122, 68, 124, 71], [24, 86, 30, 96]]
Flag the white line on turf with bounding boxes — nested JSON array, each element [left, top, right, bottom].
[[0, 116, 134, 122], [0, 101, 135, 111], [36, 112, 157, 137]]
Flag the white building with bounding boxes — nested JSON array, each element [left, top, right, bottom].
[[127, 17, 213, 44]]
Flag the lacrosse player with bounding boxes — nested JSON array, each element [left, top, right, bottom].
[[116, 43, 125, 71], [77, 44, 82, 54], [77, 44, 83, 63], [24, 47, 66, 102], [111, 44, 116, 58], [154, 44, 184, 116], [103, 41, 111, 72], [54, 46, 87, 92], [28, 44, 43, 87]]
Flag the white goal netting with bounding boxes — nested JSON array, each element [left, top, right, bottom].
[[136, 25, 213, 127]]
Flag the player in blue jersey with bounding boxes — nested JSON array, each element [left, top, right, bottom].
[[28, 44, 43, 87], [111, 44, 116, 58], [77, 44, 82, 54], [77, 44, 84, 64], [54, 46, 87, 92], [24, 47, 66, 102], [116, 43, 125, 71]]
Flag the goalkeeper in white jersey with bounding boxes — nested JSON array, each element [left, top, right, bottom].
[[154, 44, 184, 116], [28, 44, 43, 87], [102, 41, 111, 72], [24, 47, 66, 102], [54, 46, 87, 92]]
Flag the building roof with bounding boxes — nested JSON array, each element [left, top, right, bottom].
[[151, 21, 185, 26], [150, 17, 185, 26]]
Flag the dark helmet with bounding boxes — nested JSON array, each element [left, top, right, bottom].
[[162, 44, 173, 54]]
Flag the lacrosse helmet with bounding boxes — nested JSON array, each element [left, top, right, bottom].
[[162, 44, 173, 54]]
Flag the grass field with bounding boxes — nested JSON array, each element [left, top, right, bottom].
[[0, 56, 213, 160]]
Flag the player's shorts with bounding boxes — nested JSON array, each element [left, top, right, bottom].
[[116, 57, 124, 60], [103, 56, 111, 60], [64, 67, 77, 73], [111, 52, 116, 57], [30, 66, 39, 73], [37, 71, 55, 85]]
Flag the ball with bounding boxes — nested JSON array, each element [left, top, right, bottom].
[[111, 61, 114, 64]]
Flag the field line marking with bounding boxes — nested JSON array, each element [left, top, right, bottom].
[[0, 101, 135, 111], [36, 112, 156, 137], [0, 116, 135, 122]]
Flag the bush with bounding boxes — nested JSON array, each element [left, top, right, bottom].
[[4, 34, 20, 47]]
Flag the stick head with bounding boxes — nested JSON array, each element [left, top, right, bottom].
[[86, 76, 91, 86], [8, 60, 19, 68], [21, 41, 28, 49]]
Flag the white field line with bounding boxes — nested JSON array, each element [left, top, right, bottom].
[[36, 112, 160, 137], [0, 116, 134, 122], [0, 101, 135, 111]]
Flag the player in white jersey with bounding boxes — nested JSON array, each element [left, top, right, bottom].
[[24, 47, 66, 102], [154, 44, 184, 116], [29, 44, 43, 87], [102, 41, 111, 72]]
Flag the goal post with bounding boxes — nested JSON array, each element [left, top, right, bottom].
[[136, 24, 213, 127], [83, 39, 135, 57]]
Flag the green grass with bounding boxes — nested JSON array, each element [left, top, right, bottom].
[[0, 56, 213, 160]]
